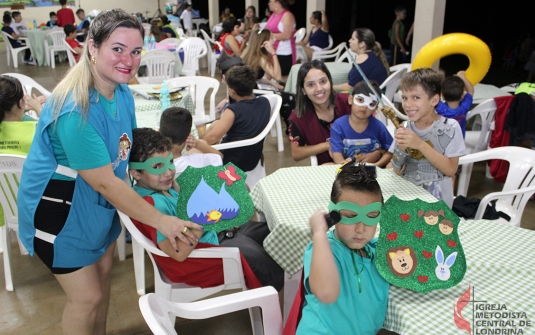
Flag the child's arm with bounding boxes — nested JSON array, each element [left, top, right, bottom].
[[291, 141, 331, 162], [309, 210, 340, 303], [372, 151, 392, 167], [456, 71, 474, 96], [321, 10, 329, 32], [394, 21, 407, 54], [357, 150, 382, 164], [394, 128, 459, 177], [330, 123, 347, 164], [202, 108, 235, 144], [158, 228, 204, 262], [186, 135, 224, 158]]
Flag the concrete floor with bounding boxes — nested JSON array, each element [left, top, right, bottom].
[[0, 41, 533, 335]]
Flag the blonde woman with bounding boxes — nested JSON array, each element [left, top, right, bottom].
[[242, 28, 282, 89], [17, 9, 201, 335]]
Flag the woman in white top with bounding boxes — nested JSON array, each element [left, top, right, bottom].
[[265, 0, 296, 78]]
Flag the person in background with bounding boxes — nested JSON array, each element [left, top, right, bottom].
[[46, 12, 59, 27], [17, 10, 201, 334], [160, 15, 178, 38], [219, 18, 249, 57], [220, 6, 234, 23], [76, 8, 90, 42], [261, 7, 271, 23], [11, 11, 29, 34], [1, 14, 34, 65], [389, 68, 466, 208], [56, 0, 75, 27], [149, 18, 166, 42], [214, 52, 244, 117], [173, 0, 187, 18], [64, 24, 83, 63], [333, 28, 389, 92], [297, 10, 329, 61], [243, 6, 259, 31], [436, 71, 474, 138], [180, 2, 193, 36], [288, 60, 351, 165], [265, 0, 296, 78], [389, 5, 408, 65]]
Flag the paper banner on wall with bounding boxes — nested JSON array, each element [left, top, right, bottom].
[[375, 196, 466, 292], [176, 163, 254, 232]]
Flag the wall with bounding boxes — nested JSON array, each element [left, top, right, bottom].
[[11, 0, 166, 26]]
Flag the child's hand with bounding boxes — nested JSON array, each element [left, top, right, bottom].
[[357, 150, 381, 163], [395, 128, 424, 151], [185, 134, 197, 151], [309, 210, 329, 236], [456, 70, 466, 78]]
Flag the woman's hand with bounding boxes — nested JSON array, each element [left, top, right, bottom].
[[157, 215, 204, 250], [262, 39, 276, 54]]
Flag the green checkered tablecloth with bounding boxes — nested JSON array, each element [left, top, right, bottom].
[[385, 219, 535, 335], [250, 165, 437, 275], [130, 85, 194, 112], [284, 62, 352, 95]]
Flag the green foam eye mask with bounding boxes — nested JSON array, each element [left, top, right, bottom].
[[129, 153, 175, 175], [328, 201, 382, 226]]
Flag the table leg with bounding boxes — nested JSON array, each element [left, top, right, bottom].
[[283, 270, 302, 323]]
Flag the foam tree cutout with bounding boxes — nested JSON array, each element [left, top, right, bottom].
[[376, 196, 466, 292], [176, 163, 254, 232]]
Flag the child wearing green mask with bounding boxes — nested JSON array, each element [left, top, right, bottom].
[[296, 163, 389, 335]]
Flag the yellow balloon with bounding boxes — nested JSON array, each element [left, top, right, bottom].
[[411, 33, 492, 85]]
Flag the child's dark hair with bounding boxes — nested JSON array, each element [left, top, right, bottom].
[[2, 13, 11, 24], [226, 65, 256, 96], [130, 128, 173, 164], [442, 76, 465, 102], [59, 0, 67, 5], [64, 24, 76, 36], [76, 8, 85, 15], [159, 107, 192, 145], [222, 18, 239, 34], [0, 75, 24, 123], [11, 11, 20, 19], [330, 163, 383, 203], [352, 80, 381, 99], [49, 11, 56, 17], [399, 68, 443, 99]]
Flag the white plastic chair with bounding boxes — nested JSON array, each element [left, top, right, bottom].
[[294, 27, 306, 43], [117, 211, 265, 335], [44, 30, 67, 68], [61, 39, 79, 67], [200, 29, 223, 77], [0, 155, 29, 291], [178, 37, 208, 76], [167, 76, 220, 122], [337, 49, 357, 63], [325, 34, 333, 50], [311, 42, 345, 61], [213, 95, 282, 190], [500, 83, 518, 93], [389, 63, 412, 73], [457, 99, 497, 197], [0, 31, 31, 68], [139, 288, 282, 335], [136, 49, 179, 84], [2, 73, 52, 97], [169, 20, 182, 30], [458, 147, 535, 228], [253, 90, 284, 152], [380, 66, 409, 102]]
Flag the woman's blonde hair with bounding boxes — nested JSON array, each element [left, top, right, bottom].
[[49, 9, 144, 120], [241, 28, 271, 76]]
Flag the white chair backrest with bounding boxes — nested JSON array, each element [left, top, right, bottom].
[[2, 73, 52, 97], [326, 34, 333, 49], [311, 42, 345, 61], [212, 95, 282, 151], [61, 39, 78, 67], [337, 49, 357, 63], [380, 66, 409, 101], [0, 31, 15, 50], [294, 27, 306, 43], [140, 49, 178, 84], [0, 155, 26, 227], [117, 210, 168, 257], [381, 94, 408, 121], [158, 38, 183, 49], [167, 76, 220, 120], [389, 63, 412, 73], [179, 37, 208, 65], [87, 9, 101, 18], [199, 29, 217, 46], [465, 98, 497, 152], [46, 30, 66, 48]]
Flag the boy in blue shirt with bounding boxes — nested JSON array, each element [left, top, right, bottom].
[[436, 70, 474, 138], [297, 164, 389, 334], [330, 80, 393, 167]]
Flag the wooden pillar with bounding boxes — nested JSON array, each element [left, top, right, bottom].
[[208, 0, 219, 28], [411, 0, 446, 69], [306, 0, 325, 31]]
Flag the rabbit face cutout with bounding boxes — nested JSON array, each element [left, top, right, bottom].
[[435, 245, 458, 281]]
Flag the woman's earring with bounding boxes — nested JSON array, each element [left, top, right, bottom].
[[91, 55, 97, 64]]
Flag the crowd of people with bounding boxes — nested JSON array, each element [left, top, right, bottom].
[[1, 3, 497, 335]]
